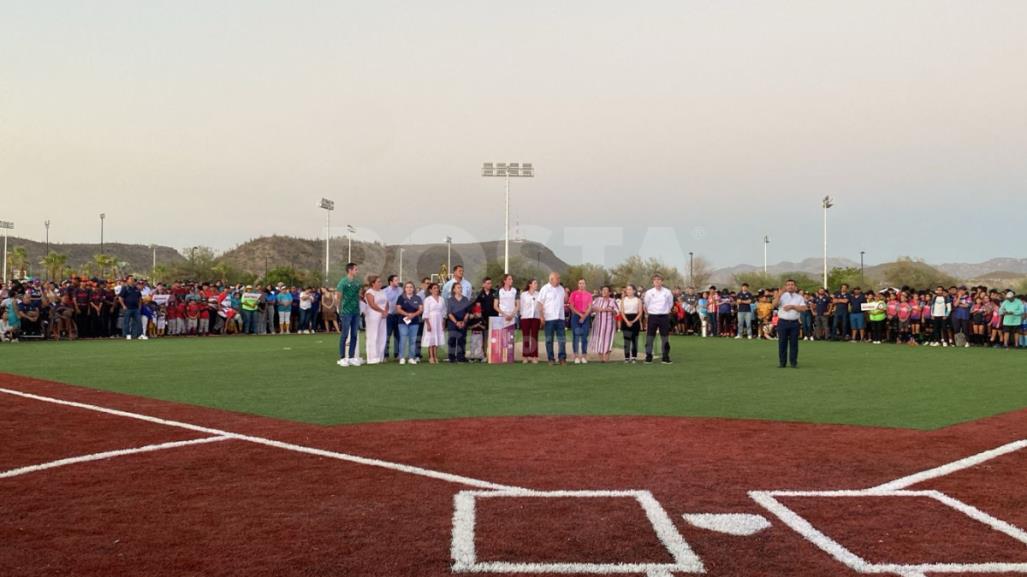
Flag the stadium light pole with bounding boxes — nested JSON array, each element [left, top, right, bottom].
[[763, 236, 770, 275], [482, 162, 534, 274], [44, 220, 50, 255], [99, 213, 106, 255], [399, 247, 405, 282], [688, 252, 694, 286], [319, 198, 334, 284], [445, 236, 452, 274], [822, 196, 833, 289], [1, 220, 13, 283], [346, 224, 356, 263], [860, 250, 865, 286]]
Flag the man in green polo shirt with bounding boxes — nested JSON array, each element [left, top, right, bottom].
[[336, 262, 363, 366]]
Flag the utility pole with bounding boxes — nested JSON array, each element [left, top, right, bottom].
[[319, 198, 334, 285], [688, 252, 694, 286], [763, 236, 770, 275], [99, 213, 106, 255], [822, 196, 833, 289], [860, 250, 865, 286]]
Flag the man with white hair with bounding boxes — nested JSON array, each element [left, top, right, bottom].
[[538, 272, 567, 365]]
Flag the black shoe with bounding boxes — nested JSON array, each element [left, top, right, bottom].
[[790, 364, 798, 369], [778, 364, 786, 368], [661, 359, 672, 364], [645, 357, 654, 364]]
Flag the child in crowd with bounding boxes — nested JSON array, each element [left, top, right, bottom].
[[756, 295, 774, 340]]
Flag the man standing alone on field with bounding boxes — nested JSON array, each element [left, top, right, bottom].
[[643, 274, 674, 364], [773, 279, 807, 368], [336, 263, 363, 367]]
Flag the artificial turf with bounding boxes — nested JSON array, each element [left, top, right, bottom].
[[0, 335, 1023, 430]]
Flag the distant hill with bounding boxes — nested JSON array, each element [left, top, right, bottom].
[[936, 258, 1027, 280], [218, 235, 570, 283], [711, 257, 859, 285], [4, 236, 183, 279]]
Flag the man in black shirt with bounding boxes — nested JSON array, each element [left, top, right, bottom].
[[118, 276, 144, 340], [832, 284, 851, 340], [474, 277, 498, 360], [736, 283, 755, 339]]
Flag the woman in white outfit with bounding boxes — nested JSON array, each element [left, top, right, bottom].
[[422, 282, 447, 364], [363, 276, 389, 364]]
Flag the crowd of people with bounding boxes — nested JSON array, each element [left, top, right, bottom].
[[3, 267, 1025, 366]]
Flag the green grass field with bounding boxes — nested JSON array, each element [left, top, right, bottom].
[[2, 335, 1024, 430]]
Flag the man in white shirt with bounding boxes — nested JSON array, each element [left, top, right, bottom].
[[773, 279, 808, 368], [643, 274, 674, 364], [442, 265, 473, 301], [537, 272, 567, 365]]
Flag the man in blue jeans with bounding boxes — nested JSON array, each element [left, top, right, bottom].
[[538, 272, 567, 365], [736, 283, 755, 339], [832, 283, 851, 340], [773, 279, 807, 368], [336, 263, 363, 367], [118, 276, 145, 340]]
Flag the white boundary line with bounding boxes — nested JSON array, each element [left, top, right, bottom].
[[0, 386, 523, 492], [869, 439, 1027, 492], [451, 489, 705, 575], [0, 436, 231, 479]]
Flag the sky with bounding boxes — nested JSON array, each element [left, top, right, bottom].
[[2, 1, 1025, 269]]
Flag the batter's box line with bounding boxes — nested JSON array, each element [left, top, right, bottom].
[[451, 489, 705, 576], [749, 488, 1027, 576]]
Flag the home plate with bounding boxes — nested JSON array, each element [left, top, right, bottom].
[[682, 513, 772, 536]]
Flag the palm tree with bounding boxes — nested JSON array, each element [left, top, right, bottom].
[[7, 246, 29, 279], [91, 253, 117, 278], [40, 252, 69, 282]]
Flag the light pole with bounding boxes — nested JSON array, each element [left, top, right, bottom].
[[444, 236, 452, 275], [99, 213, 106, 255], [44, 220, 50, 255], [319, 198, 334, 284], [482, 162, 534, 274], [763, 236, 770, 275], [822, 196, 834, 288], [688, 252, 694, 286], [1, 220, 13, 283], [346, 224, 355, 263], [399, 247, 405, 282], [151, 244, 157, 275], [860, 250, 865, 286]]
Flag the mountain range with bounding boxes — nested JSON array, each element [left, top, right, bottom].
[[4, 235, 1024, 285]]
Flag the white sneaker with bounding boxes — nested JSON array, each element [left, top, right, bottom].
[[735, 336, 742, 339], [942, 342, 948, 347], [964, 343, 970, 348], [350, 358, 363, 366], [582, 359, 588, 364], [337, 358, 350, 367], [126, 335, 132, 340], [410, 358, 418, 365], [574, 358, 581, 365], [399, 358, 406, 365], [139, 335, 149, 340]]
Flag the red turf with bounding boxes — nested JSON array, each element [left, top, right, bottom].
[[1, 374, 1025, 577]]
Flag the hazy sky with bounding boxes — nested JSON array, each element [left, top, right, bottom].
[[2, 1, 1025, 268]]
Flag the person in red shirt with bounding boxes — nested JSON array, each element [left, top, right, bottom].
[[198, 300, 211, 335], [186, 301, 203, 335]]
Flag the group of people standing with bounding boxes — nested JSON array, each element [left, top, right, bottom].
[[333, 262, 685, 367]]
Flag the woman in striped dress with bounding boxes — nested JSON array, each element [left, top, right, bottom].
[[588, 285, 619, 362]]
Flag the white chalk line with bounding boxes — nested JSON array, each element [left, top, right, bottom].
[[0, 386, 523, 492], [452, 489, 705, 575], [869, 438, 1027, 492], [0, 436, 231, 479]]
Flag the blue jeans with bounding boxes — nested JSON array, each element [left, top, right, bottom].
[[737, 311, 754, 337], [544, 319, 567, 361], [339, 313, 360, 358], [385, 314, 401, 358], [123, 308, 142, 338], [242, 309, 255, 334], [298, 308, 311, 332], [397, 321, 419, 360], [570, 315, 591, 354]]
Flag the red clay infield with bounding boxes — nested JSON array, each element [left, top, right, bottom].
[[1, 373, 1025, 577]]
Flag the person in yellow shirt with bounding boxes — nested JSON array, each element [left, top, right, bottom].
[[756, 295, 774, 340]]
